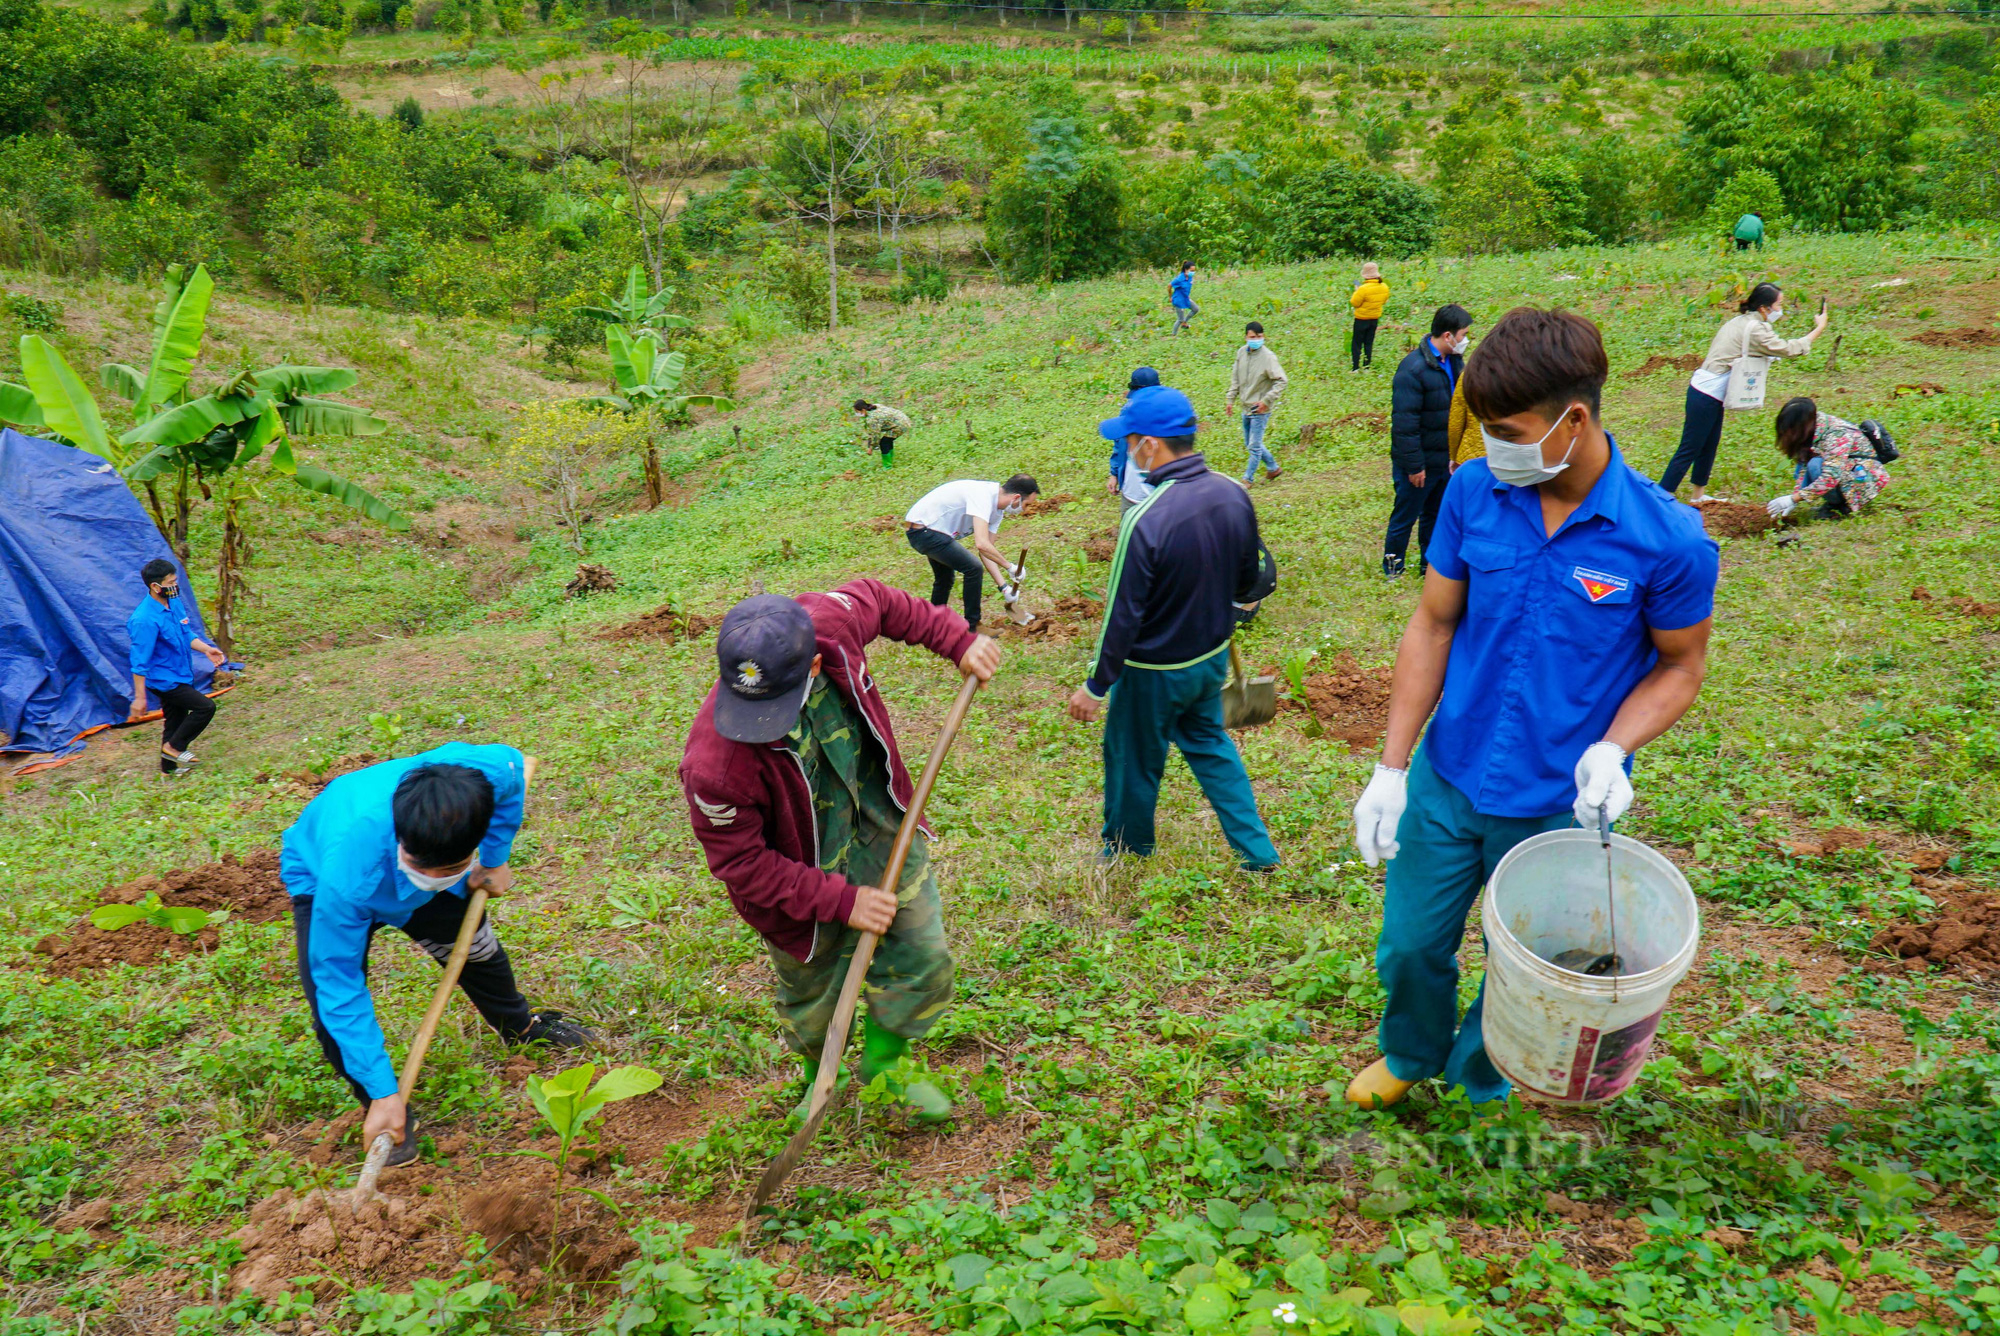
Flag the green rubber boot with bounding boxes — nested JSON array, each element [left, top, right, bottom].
[[880, 448, 893, 469], [789, 1055, 849, 1123], [860, 1016, 952, 1124]]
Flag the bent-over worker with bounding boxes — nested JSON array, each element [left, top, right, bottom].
[[283, 745, 589, 1165], [127, 557, 224, 777], [1071, 386, 1280, 872], [854, 399, 912, 468], [679, 582, 1003, 1122], [1347, 308, 1719, 1110], [903, 474, 1039, 632]]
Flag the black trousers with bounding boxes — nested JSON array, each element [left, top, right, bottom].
[[906, 526, 983, 630], [158, 682, 215, 755], [875, 435, 896, 457], [292, 893, 533, 1106], [1658, 386, 1726, 493], [1351, 318, 1379, 370], [1383, 458, 1447, 570]]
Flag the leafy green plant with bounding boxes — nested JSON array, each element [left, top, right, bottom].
[[90, 893, 227, 937], [521, 1062, 662, 1266], [582, 325, 734, 509], [345, 1277, 516, 1334]]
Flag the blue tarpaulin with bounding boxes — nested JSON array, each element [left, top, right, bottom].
[[0, 428, 218, 762]]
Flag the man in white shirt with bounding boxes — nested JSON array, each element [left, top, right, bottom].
[[903, 474, 1040, 631]]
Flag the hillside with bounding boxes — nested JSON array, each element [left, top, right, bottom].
[[3, 225, 2000, 1333]]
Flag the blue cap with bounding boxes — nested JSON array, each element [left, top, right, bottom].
[[1127, 365, 1160, 392], [1099, 385, 1197, 445], [713, 594, 818, 743]]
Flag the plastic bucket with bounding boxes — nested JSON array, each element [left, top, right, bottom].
[[1481, 829, 1700, 1107]]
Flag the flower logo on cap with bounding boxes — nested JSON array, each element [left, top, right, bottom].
[[735, 660, 764, 693]]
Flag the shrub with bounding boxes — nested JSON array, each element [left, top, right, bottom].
[[890, 260, 950, 304], [985, 118, 1129, 283], [1271, 160, 1439, 261], [391, 94, 424, 132], [1701, 167, 1788, 240]]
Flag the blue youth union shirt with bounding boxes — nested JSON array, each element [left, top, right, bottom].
[[280, 743, 527, 1099], [127, 594, 199, 688], [1422, 439, 1719, 819]]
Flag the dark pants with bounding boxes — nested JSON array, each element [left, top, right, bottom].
[[1383, 459, 1446, 573], [1351, 318, 1379, 369], [875, 435, 896, 457], [291, 893, 533, 1106], [906, 526, 983, 630], [158, 682, 215, 759], [1101, 652, 1279, 870], [1658, 386, 1725, 493]]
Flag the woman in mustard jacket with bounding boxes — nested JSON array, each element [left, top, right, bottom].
[[1349, 262, 1389, 371]]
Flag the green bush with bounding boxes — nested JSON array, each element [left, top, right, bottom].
[[984, 118, 1129, 284], [1270, 160, 1439, 262], [1702, 167, 1789, 240]]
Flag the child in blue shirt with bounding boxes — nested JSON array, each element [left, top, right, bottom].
[[282, 744, 587, 1165]]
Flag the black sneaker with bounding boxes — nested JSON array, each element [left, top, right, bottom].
[[1382, 554, 1406, 580], [516, 1010, 595, 1050]]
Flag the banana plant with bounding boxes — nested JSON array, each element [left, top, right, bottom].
[[580, 263, 695, 342], [583, 325, 732, 509]]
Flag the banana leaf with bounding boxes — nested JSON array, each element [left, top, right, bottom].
[[606, 326, 643, 394], [123, 441, 185, 483], [290, 464, 410, 530], [233, 404, 284, 467], [677, 394, 734, 409], [577, 394, 635, 413], [140, 264, 212, 412], [121, 392, 265, 448], [252, 366, 359, 399], [278, 396, 388, 437], [100, 363, 146, 405], [0, 380, 43, 427], [19, 335, 112, 458]]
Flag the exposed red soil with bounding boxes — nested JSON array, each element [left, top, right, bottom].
[[1699, 501, 1781, 539], [1893, 381, 1948, 397], [1273, 654, 1393, 750], [1871, 890, 2000, 980], [1623, 352, 1703, 379], [596, 602, 717, 644], [1020, 491, 1077, 518], [271, 751, 379, 794], [29, 849, 288, 977], [564, 563, 618, 597], [1298, 411, 1387, 445], [1911, 326, 2000, 349], [861, 514, 904, 533], [991, 595, 1102, 642], [1081, 528, 1117, 562], [1910, 587, 2000, 617]]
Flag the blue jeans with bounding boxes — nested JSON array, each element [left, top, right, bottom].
[[1376, 746, 1573, 1103], [1795, 456, 1849, 516], [1241, 412, 1276, 481], [1101, 652, 1279, 869]]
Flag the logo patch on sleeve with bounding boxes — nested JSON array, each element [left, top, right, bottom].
[[1572, 566, 1630, 602]]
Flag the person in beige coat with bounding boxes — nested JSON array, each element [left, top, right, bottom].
[[1658, 281, 1828, 505], [1224, 321, 1288, 484]]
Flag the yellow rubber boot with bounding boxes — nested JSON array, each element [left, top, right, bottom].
[[1345, 1058, 1416, 1110]]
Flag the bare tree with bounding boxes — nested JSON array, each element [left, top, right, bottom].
[[861, 111, 945, 283], [757, 67, 887, 330]]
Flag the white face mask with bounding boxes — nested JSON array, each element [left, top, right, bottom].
[[1481, 406, 1585, 488], [1002, 501, 1024, 518], [398, 846, 476, 893], [1766, 306, 1784, 323]]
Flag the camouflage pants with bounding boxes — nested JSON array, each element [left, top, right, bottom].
[[769, 856, 955, 1056]]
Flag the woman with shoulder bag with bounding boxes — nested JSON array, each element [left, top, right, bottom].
[[1658, 281, 1829, 505], [1764, 398, 1890, 521]]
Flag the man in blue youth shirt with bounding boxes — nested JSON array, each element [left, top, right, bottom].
[[1169, 263, 1197, 335], [283, 745, 588, 1164], [1103, 366, 1160, 517], [1346, 308, 1718, 1109], [1068, 386, 1279, 871], [126, 558, 224, 776]]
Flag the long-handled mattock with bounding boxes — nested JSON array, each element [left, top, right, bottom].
[[341, 754, 540, 1208], [747, 673, 984, 1221], [1598, 803, 1622, 1004]]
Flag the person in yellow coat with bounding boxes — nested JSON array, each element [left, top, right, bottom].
[[1349, 262, 1390, 371], [1447, 377, 1485, 468]]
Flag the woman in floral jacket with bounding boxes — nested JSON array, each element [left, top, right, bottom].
[[1766, 398, 1890, 520]]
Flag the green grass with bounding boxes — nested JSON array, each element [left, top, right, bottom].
[[3, 225, 2000, 1332]]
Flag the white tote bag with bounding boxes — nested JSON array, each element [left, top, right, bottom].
[[1723, 318, 1769, 411]]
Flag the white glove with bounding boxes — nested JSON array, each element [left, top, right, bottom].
[[1008, 562, 1026, 582], [1353, 764, 1409, 867], [1000, 582, 1020, 603], [1766, 493, 1797, 518], [1573, 741, 1633, 829]]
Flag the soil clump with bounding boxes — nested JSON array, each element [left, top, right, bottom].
[[1081, 528, 1117, 562], [31, 849, 288, 977], [992, 595, 1102, 641], [564, 563, 618, 597], [1274, 654, 1393, 750], [1870, 892, 2000, 979], [1298, 411, 1387, 444], [861, 514, 903, 533], [1699, 502, 1781, 539], [1020, 491, 1076, 518], [1912, 327, 2000, 350], [1623, 353, 1703, 379], [281, 752, 379, 794], [597, 602, 717, 644], [1910, 587, 1999, 617]]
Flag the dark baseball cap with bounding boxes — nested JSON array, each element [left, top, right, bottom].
[[1099, 385, 1197, 444], [1127, 365, 1161, 392], [712, 594, 818, 744]]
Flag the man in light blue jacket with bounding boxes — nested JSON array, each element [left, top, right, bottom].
[[282, 743, 586, 1165]]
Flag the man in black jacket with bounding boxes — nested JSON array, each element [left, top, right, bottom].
[[1383, 305, 1473, 578], [1067, 387, 1279, 871]]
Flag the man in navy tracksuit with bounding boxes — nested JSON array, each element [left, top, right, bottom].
[[1067, 386, 1279, 871]]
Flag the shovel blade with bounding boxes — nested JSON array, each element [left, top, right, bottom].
[[1222, 676, 1278, 730], [1007, 605, 1036, 626]]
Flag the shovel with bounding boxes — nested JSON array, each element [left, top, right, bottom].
[[1001, 547, 1035, 626], [332, 754, 541, 1212], [747, 673, 983, 1221], [1220, 640, 1276, 730]]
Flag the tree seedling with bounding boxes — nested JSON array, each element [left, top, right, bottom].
[[90, 893, 228, 936], [521, 1063, 662, 1268]]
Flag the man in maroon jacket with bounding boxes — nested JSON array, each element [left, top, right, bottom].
[[679, 580, 1001, 1122]]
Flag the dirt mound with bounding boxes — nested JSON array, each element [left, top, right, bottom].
[[597, 603, 717, 644], [1870, 894, 2000, 979], [1081, 528, 1117, 562], [1275, 655, 1392, 750], [1699, 501, 1780, 539], [993, 595, 1102, 641], [31, 849, 288, 977], [861, 514, 903, 533], [565, 563, 618, 597], [231, 1185, 444, 1300], [1911, 326, 2000, 350], [1298, 412, 1386, 445], [279, 752, 379, 794], [1021, 492, 1076, 518], [1910, 587, 2000, 618], [1623, 353, 1703, 380], [1893, 381, 1948, 397]]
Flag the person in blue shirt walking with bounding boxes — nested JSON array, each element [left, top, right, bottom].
[[1168, 263, 1197, 335], [1103, 366, 1161, 517], [126, 558, 224, 777], [1068, 386, 1279, 872], [1345, 308, 1719, 1110], [282, 744, 589, 1165]]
